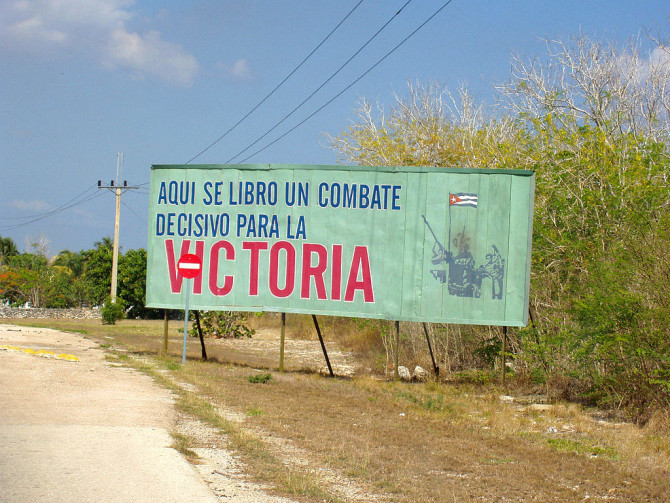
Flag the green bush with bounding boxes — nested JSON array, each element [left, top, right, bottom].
[[101, 296, 125, 325], [569, 257, 670, 422], [247, 373, 272, 384], [473, 336, 502, 368]]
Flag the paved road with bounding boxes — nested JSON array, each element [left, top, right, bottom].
[[0, 324, 218, 503]]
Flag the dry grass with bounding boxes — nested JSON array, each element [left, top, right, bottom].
[[249, 313, 387, 369], [169, 431, 200, 461], [3, 317, 669, 502]]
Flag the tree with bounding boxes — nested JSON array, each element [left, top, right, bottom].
[[53, 250, 85, 277], [497, 33, 670, 144], [330, 31, 670, 421], [118, 248, 161, 319], [81, 238, 114, 306], [0, 252, 70, 308], [0, 236, 19, 266], [53, 250, 87, 307]]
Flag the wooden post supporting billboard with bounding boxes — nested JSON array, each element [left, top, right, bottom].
[[279, 312, 286, 372]]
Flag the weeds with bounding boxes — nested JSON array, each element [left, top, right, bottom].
[[279, 468, 342, 503], [546, 437, 618, 459], [170, 432, 199, 460], [393, 389, 448, 412], [247, 372, 272, 384]]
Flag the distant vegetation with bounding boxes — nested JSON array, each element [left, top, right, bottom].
[[0, 236, 159, 320], [329, 32, 670, 424]]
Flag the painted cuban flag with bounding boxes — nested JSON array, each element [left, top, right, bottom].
[[449, 193, 478, 207]]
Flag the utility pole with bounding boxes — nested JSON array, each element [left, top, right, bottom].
[[98, 153, 138, 303]]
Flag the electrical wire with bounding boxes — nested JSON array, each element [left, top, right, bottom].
[[0, 184, 98, 221], [238, 0, 456, 163], [0, 190, 106, 231], [73, 0, 453, 204], [184, 0, 365, 165], [2, 1, 454, 244], [226, 0, 413, 164], [126, 0, 432, 176], [121, 200, 146, 224]]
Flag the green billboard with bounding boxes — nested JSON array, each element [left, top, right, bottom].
[[146, 164, 534, 326]]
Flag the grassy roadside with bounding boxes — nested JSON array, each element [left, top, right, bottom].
[[103, 348, 344, 502], [3, 318, 669, 502]]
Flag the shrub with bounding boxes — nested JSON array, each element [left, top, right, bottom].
[[101, 296, 125, 325], [247, 373, 272, 384]]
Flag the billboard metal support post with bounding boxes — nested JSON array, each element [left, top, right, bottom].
[[422, 322, 439, 377], [279, 313, 286, 372], [312, 315, 334, 377], [194, 310, 207, 361], [162, 309, 169, 357], [394, 321, 400, 380], [501, 326, 508, 388], [182, 279, 191, 364]]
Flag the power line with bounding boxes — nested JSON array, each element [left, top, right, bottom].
[[0, 166, 146, 236], [0, 190, 105, 231], [238, 0, 456, 163], [128, 180, 150, 189], [83, 1, 454, 191], [121, 200, 146, 224], [226, 0, 413, 164], [0, 185, 97, 221], [184, 0, 365, 165]]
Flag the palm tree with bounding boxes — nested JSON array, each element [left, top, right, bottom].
[[53, 249, 87, 307], [53, 249, 85, 277], [0, 236, 19, 266]]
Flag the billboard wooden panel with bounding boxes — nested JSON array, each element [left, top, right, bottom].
[[146, 164, 534, 326]]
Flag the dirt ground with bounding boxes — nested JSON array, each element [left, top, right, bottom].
[[206, 325, 358, 376], [0, 324, 293, 503], [2, 319, 669, 502]]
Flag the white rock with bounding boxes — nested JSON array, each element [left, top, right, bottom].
[[413, 365, 429, 381], [397, 365, 412, 381]]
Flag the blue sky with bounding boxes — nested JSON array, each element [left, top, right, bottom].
[[1, 0, 668, 256]]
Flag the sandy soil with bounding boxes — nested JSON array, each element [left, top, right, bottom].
[[207, 326, 358, 376]]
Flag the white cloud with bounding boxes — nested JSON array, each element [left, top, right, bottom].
[[8, 199, 50, 212], [0, 0, 198, 87], [230, 59, 252, 80], [8, 15, 67, 44], [216, 58, 253, 81], [617, 43, 670, 88], [104, 28, 198, 87]]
